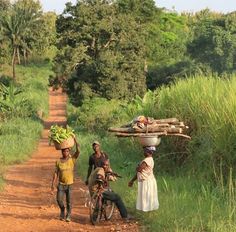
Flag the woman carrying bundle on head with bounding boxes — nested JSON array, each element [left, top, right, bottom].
[[128, 146, 159, 212]]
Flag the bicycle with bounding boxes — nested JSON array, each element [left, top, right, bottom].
[[89, 172, 121, 225]]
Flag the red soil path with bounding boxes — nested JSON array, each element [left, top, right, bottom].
[[0, 88, 139, 232]]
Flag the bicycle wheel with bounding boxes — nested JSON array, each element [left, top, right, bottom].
[[104, 200, 115, 220], [89, 193, 102, 225]]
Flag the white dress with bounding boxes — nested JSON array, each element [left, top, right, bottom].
[[136, 157, 159, 212]]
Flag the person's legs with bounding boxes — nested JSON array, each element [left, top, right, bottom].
[[102, 191, 127, 218], [65, 185, 72, 222], [57, 184, 65, 220]]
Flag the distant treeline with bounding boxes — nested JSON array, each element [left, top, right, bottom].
[[1, 0, 236, 103]]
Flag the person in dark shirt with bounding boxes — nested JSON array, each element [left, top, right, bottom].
[[85, 141, 108, 185]]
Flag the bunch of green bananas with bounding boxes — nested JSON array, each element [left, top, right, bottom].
[[49, 125, 75, 144]]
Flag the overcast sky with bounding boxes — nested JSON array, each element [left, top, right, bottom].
[[39, 0, 236, 14]]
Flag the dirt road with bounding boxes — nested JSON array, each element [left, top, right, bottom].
[[0, 88, 139, 232]]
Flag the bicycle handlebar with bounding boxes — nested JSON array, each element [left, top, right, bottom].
[[106, 171, 122, 178]]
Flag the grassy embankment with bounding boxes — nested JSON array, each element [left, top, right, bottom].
[[0, 63, 51, 189], [68, 75, 236, 231]]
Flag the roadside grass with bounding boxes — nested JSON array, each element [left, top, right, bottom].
[[17, 63, 52, 118], [0, 63, 51, 188], [0, 63, 51, 118], [0, 118, 43, 164], [148, 75, 236, 178], [69, 74, 236, 231], [75, 133, 236, 231]]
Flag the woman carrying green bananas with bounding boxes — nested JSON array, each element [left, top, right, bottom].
[[51, 137, 80, 222]]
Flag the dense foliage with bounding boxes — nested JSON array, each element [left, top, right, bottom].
[[0, 64, 51, 167], [48, 1, 236, 103], [69, 75, 236, 231], [0, 0, 56, 80], [51, 0, 147, 105], [2, 1, 236, 96], [68, 74, 236, 181], [188, 10, 236, 74], [1, 1, 236, 230]]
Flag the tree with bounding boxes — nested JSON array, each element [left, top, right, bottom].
[[117, 0, 157, 23], [53, 0, 147, 105], [0, 0, 11, 64], [0, 0, 45, 79], [187, 9, 236, 74], [36, 12, 57, 58], [143, 9, 191, 88], [14, 0, 44, 64], [146, 11, 188, 66], [0, 5, 25, 80]]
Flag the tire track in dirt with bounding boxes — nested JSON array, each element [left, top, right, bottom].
[[0, 88, 139, 232]]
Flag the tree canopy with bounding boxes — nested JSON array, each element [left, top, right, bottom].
[[0, 0, 56, 79], [188, 10, 236, 74], [52, 0, 147, 105], [2, 0, 236, 99]]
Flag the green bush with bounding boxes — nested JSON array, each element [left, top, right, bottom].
[[69, 74, 236, 180], [0, 118, 43, 164], [74, 131, 236, 232], [145, 75, 236, 180], [68, 73, 236, 231], [0, 64, 51, 120], [18, 64, 51, 118], [0, 82, 38, 120], [0, 63, 51, 185], [67, 97, 127, 134]]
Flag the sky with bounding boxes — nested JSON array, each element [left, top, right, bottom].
[[40, 0, 236, 14]]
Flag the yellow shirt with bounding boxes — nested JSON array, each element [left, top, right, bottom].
[[55, 156, 76, 185]]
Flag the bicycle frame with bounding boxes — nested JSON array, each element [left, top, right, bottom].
[[89, 179, 116, 225]]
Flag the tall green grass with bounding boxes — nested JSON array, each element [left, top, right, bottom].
[[17, 63, 52, 118], [0, 64, 51, 118], [0, 118, 43, 164], [74, 133, 236, 232], [67, 97, 128, 134], [146, 76, 236, 180], [0, 63, 51, 186], [69, 74, 236, 231]]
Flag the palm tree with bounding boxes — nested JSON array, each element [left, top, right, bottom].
[[0, 0, 43, 80], [1, 6, 25, 80], [16, 0, 43, 65]]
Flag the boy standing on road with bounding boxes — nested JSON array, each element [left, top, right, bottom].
[[51, 137, 80, 222], [85, 141, 108, 185]]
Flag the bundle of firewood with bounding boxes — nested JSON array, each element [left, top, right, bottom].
[[108, 116, 191, 139]]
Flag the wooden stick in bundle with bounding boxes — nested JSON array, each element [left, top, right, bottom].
[[162, 133, 191, 139], [146, 124, 185, 133], [108, 127, 136, 133], [115, 132, 167, 137], [166, 127, 183, 133], [151, 123, 168, 127], [154, 118, 179, 124], [114, 132, 191, 139], [134, 125, 184, 134], [109, 126, 185, 134], [151, 121, 187, 128], [146, 122, 186, 128], [163, 121, 187, 128]]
